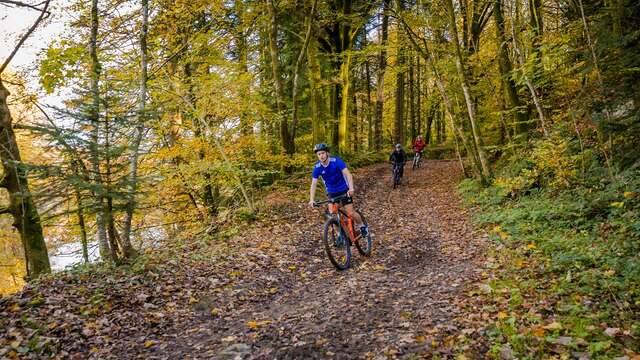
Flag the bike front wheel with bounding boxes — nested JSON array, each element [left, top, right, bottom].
[[323, 218, 351, 270], [354, 210, 372, 256]]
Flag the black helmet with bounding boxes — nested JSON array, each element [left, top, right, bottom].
[[313, 143, 329, 153]]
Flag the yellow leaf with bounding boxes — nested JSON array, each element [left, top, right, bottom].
[[144, 340, 156, 348], [610, 201, 624, 208], [532, 327, 546, 337], [89, 347, 99, 353], [188, 296, 198, 305], [9, 303, 20, 312], [288, 266, 297, 271], [415, 335, 426, 344], [603, 269, 615, 277], [623, 191, 637, 199], [246, 320, 271, 330], [247, 321, 259, 329], [497, 311, 508, 320], [543, 321, 562, 330], [526, 243, 537, 250]]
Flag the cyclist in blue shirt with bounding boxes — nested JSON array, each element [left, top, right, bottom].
[[308, 143, 368, 236]]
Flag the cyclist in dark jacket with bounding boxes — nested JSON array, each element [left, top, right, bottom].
[[389, 144, 406, 179]]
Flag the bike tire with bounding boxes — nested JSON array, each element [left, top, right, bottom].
[[323, 218, 351, 270], [354, 210, 372, 256]]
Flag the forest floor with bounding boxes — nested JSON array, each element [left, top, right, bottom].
[[0, 160, 493, 359]]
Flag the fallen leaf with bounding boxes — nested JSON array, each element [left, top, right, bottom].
[[543, 321, 562, 330], [604, 327, 620, 337]]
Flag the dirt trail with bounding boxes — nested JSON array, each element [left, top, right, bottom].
[[0, 160, 488, 359], [151, 160, 488, 359]]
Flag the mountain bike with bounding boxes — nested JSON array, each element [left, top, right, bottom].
[[412, 150, 422, 170], [313, 195, 372, 270], [392, 162, 403, 189]]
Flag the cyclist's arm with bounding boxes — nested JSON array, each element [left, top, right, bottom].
[[309, 178, 319, 205], [342, 168, 355, 194]]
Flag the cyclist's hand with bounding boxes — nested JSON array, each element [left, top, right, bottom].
[[347, 189, 355, 197]]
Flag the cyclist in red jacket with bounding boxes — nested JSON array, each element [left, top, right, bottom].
[[413, 135, 426, 156]]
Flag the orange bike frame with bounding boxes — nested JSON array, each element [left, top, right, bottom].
[[327, 203, 356, 240]]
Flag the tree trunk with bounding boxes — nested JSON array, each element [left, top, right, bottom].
[[0, 79, 51, 279], [374, 0, 390, 150], [510, 0, 548, 136], [235, 0, 252, 136], [122, 0, 148, 259], [89, 0, 111, 262], [365, 55, 373, 150], [394, 42, 405, 145], [103, 98, 120, 262], [338, 51, 353, 152], [331, 83, 340, 150], [72, 161, 89, 263], [352, 92, 358, 151], [528, 0, 544, 60], [266, 0, 294, 155], [290, 0, 317, 144], [409, 53, 416, 141], [494, 0, 528, 133], [308, 37, 326, 144], [416, 56, 422, 136], [444, 0, 490, 179]]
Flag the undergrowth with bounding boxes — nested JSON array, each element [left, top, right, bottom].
[[458, 134, 640, 358]]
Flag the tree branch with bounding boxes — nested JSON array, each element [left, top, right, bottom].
[[0, 0, 48, 11], [0, 0, 51, 74]]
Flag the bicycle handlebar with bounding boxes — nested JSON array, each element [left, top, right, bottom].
[[313, 194, 349, 207]]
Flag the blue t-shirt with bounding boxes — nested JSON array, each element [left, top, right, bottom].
[[312, 156, 349, 194]]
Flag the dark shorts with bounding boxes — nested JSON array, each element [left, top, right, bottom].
[[328, 190, 353, 205]]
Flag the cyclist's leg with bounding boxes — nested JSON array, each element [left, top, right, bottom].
[[343, 202, 368, 236], [343, 203, 361, 224]]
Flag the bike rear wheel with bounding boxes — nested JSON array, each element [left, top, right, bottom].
[[323, 218, 351, 270], [354, 210, 372, 256]]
